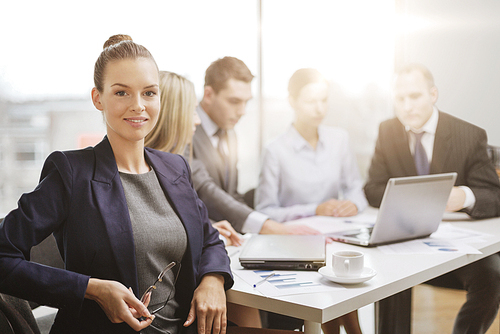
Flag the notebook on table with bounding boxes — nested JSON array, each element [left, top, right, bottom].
[[328, 172, 457, 247], [238, 235, 326, 270]]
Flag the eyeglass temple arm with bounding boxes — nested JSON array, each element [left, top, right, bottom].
[[158, 261, 177, 281]]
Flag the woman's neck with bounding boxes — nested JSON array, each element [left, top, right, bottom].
[[108, 134, 150, 174], [293, 122, 320, 150]]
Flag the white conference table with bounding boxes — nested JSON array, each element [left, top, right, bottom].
[[225, 208, 500, 334]]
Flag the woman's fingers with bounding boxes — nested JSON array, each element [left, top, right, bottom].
[[86, 279, 154, 331]]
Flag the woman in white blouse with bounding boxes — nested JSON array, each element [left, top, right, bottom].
[[255, 68, 366, 334], [255, 68, 367, 223]]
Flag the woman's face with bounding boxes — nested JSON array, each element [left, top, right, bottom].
[[291, 81, 329, 128], [92, 58, 160, 145]]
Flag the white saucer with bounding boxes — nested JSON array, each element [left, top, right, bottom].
[[318, 266, 377, 284]]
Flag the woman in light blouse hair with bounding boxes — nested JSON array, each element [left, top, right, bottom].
[[255, 68, 366, 334]]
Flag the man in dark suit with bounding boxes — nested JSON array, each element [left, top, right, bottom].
[[192, 56, 319, 236], [365, 63, 500, 334]]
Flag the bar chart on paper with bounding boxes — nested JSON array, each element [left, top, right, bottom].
[[233, 269, 345, 297]]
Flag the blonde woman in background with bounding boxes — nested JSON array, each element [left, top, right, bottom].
[[145, 71, 261, 328]]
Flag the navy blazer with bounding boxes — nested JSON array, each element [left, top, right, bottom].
[[0, 137, 233, 334]]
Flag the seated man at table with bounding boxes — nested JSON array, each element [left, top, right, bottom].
[[193, 56, 318, 236], [364, 63, 500, 334]]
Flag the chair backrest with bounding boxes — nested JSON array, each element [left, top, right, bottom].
[[0, 306, 15, 334], [30, 235, 64, 270], [0, 294, 40, 334]]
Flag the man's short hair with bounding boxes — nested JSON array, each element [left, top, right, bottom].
[[205, 56, 254, 93], [395, 63, 435, 89]]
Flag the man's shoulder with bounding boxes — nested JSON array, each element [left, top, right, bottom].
[[377, 117, 403, 136], [190, 158, 208, 174], [379, 116, 401, 128], [439, 111, 482, 127], [438, 111, 486, 136]]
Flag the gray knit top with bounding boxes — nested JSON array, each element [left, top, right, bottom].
[[120, 168, 188, 334]]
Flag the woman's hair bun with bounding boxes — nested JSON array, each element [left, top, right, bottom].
[[103, 34, 133, 50]]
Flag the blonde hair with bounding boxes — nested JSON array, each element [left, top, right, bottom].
[[145, 71, 196, 155]]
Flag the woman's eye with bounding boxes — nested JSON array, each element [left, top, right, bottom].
[[144, 91, 157, 97], [115, 91, 127, 96]]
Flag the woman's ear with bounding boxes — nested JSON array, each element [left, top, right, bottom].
[[91, 87, 104, 111]]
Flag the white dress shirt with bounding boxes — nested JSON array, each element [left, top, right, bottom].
[[196, 105, 268, 233], [255, 125, 368, 222], [197, 105, 225, 152], [405, 107, 475, 209]]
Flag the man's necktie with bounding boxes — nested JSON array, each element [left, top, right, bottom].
[[216, 129, 230, 189], [413, 131, 429, 175]]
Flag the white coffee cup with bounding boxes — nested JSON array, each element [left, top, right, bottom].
[[332, 250, 364, 277]]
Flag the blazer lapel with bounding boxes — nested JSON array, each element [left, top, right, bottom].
[[430, 111, 452, 173], [90, 137, 139, 293]]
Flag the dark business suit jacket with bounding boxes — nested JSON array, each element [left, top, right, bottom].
[[0, 137, 233, 334], [192, 125, 252, 232], [364, 111, 500, 218]]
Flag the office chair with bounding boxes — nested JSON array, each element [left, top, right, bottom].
[[0, 294, 40, 334]]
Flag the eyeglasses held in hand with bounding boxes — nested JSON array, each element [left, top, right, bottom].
[[140, 261, 181, 316]]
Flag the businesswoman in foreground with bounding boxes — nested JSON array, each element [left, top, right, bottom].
[[0, 35, 232, 334]]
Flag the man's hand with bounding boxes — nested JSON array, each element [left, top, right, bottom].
[[259, 219, 321, 235], [184, 274, 227, 334], [316, 199, 358, 217], [213, 220, 243, 246], [446, 186, 466, 212], [85, 278, 154, 332]]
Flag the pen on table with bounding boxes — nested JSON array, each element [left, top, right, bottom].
[[227, 249, 240, 258], [253, 273, 276, 288]]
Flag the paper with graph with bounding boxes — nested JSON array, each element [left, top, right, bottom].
[[233, 269, 345, 297]]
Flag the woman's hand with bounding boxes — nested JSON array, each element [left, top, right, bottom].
[[184, 273, 227, 334], [316, 199, 358, 217], [85, 278, 154, 331], [213, 220, 243, 246]]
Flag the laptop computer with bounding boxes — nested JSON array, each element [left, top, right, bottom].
[[239, 235, 326, 270], [328, 172, 457, 247]]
